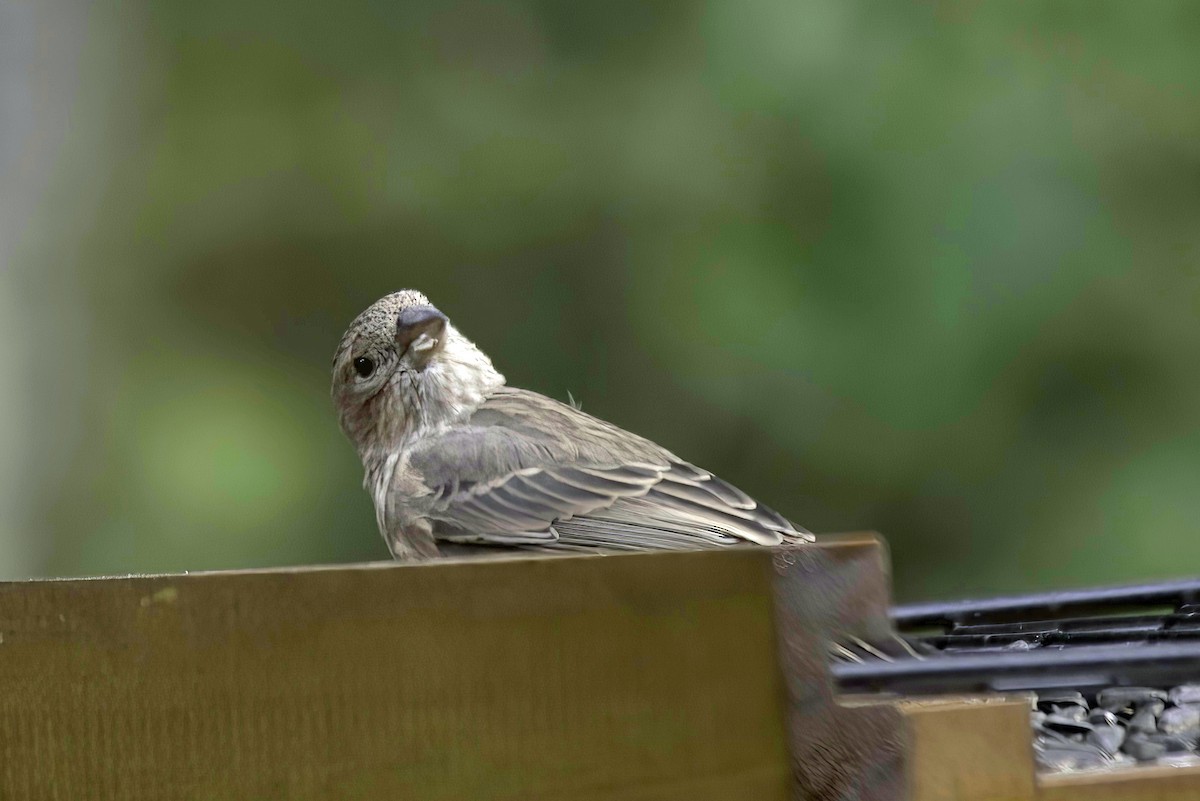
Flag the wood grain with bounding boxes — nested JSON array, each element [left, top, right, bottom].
[[0, 550, 791, 801], [902, 695, 1036, 801], [1041, 764, 1200, 801]]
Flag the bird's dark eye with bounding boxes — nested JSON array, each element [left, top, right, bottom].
[[352, 356, 375, 378]]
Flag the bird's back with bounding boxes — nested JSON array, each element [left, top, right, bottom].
[[403, 386, 812, 553]]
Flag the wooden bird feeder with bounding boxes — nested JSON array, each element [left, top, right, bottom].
[[1, 537, 1197, 799]]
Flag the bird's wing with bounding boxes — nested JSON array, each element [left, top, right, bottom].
[[404, 387, 812, 550]]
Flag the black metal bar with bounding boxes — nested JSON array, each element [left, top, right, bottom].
[[892, 577, 1200, 629], [834, 641, 1200, 695], [928, 628, 1200, 651]]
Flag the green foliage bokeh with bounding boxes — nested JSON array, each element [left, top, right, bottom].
[[11, 0, 1200, 600]]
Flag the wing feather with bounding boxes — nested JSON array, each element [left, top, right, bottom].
[[404, 387, 812, 551]]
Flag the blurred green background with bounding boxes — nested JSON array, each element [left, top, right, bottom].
[[3, 0, 1199, 600]]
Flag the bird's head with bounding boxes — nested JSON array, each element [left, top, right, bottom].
[[331, 290, 504, 457]]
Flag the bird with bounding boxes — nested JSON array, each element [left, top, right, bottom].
[[331, 290, 813, 560]]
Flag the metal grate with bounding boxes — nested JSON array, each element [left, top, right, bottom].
[[834, 577, 1200, 696], [831, 577, 1200, 770]]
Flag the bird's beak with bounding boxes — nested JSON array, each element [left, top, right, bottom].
[[396, 305, 449, 365]]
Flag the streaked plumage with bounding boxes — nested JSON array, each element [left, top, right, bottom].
[[332, 290, 812, 560]]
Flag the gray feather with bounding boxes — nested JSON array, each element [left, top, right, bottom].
[[404, 387, 812, 551]]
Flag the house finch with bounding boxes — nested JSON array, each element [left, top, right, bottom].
[[332, 290, 812, 559]]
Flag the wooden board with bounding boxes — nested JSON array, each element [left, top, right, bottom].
[[901, 696, 1036, 801], [1040, 764, 1200, 801], [0, 550, 791, 801], [5, 538, 1200, 800], [894, 694, 1200, 801]]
